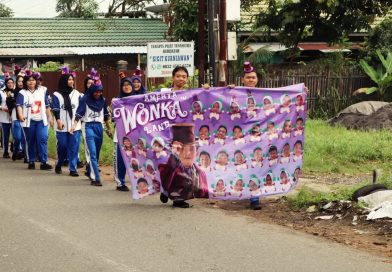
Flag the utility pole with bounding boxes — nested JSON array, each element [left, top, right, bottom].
[[197, 0, 206, 85], [218, 0, 227, 86], [208, 0, 217, 86]]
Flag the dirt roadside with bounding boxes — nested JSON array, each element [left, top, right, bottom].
[[99, 166, 392, 260], [200, 198, 392, 260]]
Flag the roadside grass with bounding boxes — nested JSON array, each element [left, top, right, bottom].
[[46, 119, 392, 207], [48, 128, 113, 165], [288, 185, 365, 210], [304, 119, 392, 175], [289, 175, 392, 210], [292, 120, 392, 208], [47, 119, 392, 175]]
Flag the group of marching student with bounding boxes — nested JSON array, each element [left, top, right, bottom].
[[1, 68, 47, 163], [1, 63, 274, 210], [0, 65, 147, 190]]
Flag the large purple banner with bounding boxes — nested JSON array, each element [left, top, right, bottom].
[[112, 84, 306, 200]]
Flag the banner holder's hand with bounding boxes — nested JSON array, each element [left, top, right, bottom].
[[201, 83, 210, 90], [57, 119, 64, 130], [69, 125, 76, 135], [49, 117, 54, 128]]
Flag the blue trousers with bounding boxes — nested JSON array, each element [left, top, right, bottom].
[[113, 143, 127, 187], [24, 120, 48, 163], [12, 120, 26, 154], [56, 130, 81, 172], [250, 197, 260, 205], [84, 122, 103, 182], [1, 122, 11, 155]]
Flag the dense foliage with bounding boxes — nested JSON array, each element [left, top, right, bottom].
[[255, 0, 392, 48]]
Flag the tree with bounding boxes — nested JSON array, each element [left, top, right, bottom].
[[56, 0, 99, 18], [359, 50, 392, 101], [255, 0, 392, 48], [0, 3, 13, 17], [106, 0, 154, 18], [169, 0, 198, 42], [366, 18, 392, 57], [168, 0, 258, 43]]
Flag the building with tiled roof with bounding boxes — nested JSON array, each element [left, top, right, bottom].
[[238, 2, 268, 33], [0, 17, 167, 71], [371, 9, 392, 27], [237, 3, 391, 62]]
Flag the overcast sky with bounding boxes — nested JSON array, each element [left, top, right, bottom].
[[3, 0, 163, 18]]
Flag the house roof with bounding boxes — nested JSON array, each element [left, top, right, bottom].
[[243, 42, 358, 53], [297, 43, 351, 52], [0, 18, 167, 50], [243, 43, 288, 53], [239, 3, 268, 32], [372, 9, 392, 27], [0, 46, 147, 57]]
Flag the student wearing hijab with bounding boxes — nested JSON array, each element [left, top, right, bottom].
[[70, 73, 111, 186], [0, 75, 12, 158], [6, 67, 26, 161], [16, 70, 53, 170], [52, 67, 82, 176], [130, 66, 147, 95], [112, 72, 136, 192]]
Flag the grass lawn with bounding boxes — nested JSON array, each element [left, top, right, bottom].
[[304, 120, 392, 175], [291, 119, 392, 208], [47, 119, 392, 175], [48, 128, 113, 165], [46, 120, 392, 207]]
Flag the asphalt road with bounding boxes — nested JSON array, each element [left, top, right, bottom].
[[0, 157, 390, 272]]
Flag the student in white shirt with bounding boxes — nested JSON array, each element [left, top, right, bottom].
[[16, 70, 53, 170], [52, 67, 82, 176]]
